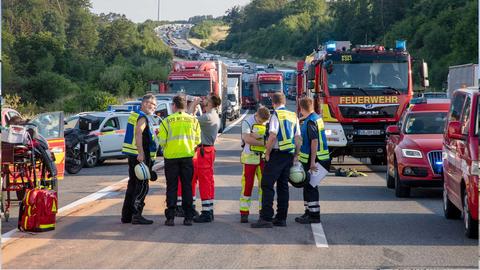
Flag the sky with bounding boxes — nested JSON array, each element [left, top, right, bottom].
[[90, 0, 251, 23]]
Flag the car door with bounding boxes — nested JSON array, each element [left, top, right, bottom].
[[30, 112, 66, 180], [445, 92, 466, 203], [98, 117, 121, 157]]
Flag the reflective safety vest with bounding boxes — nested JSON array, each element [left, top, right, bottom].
[[275, 108, 297, 153], [241, 115, 265, 165], [158, 112, 201, 159], [299, 113, 330, 163], [122, 110, 157, 159], [250, 124, 266, 153]]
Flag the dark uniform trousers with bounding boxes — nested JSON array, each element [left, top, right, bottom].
[[122, 156, 153, 219], [260, 150, 294, 221], [165, 157, 194, 219], [301, 159, 331, 218]]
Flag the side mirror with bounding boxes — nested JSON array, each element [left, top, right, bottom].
[[386, 125, 400, 135], [420, 60, 429, 88], [447, 121, 463, 140], [101, 127, 115, 133], [307, 64, 316, 81]]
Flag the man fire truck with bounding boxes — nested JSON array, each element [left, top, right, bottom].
[[297, 40, 428, 164]]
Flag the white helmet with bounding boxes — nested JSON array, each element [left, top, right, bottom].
[[134, 162, 151, 181], [289, 162, 306, 188]]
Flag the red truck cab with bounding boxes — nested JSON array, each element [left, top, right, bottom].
[[385, 101, 450, 197], [253, 73, 283, 109], [442, 87, 479, 239]]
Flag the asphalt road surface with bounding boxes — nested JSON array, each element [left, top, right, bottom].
[[1, 103, 478, 269]]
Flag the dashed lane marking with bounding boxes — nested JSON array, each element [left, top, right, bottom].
[[311, 222, 329, 248]]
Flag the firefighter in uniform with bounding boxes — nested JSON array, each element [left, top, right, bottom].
[[158, 95, 201, 226], [239, 106, 270, 223], [296, 97, 331, 224], [121, 94, 158, 225], [251, 92, 302, 228]]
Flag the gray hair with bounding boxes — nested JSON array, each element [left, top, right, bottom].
[[142, 93, 156, 102]]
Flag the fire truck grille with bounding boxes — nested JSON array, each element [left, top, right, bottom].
[[428, 151, 443, 175], [339, 104, 399, 119]]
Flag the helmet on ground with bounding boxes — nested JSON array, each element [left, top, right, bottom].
[[289, 162, 306, 188], [134, 162, 151, 181]]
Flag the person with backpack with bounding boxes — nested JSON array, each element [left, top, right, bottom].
[[239, 106, 270, 223]]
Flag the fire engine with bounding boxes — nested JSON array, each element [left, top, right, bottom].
[[253, 72, 283, 109], [297, 40, 428, 164]]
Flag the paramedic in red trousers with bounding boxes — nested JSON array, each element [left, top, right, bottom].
[[296, 97, 331, 224], [121, 94, 158, 225], [239, 106, 270, 223], [158, 95, 201, 226], [251, 92, 302, 228], [188, 94, 222, 222]]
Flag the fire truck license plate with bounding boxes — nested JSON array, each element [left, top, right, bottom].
[[358, 130, 382, 136]]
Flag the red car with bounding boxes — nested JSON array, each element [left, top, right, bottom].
[[386, 101, 450, 197], [442, 87, 479, 238]]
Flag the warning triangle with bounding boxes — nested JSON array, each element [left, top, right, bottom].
[[51, 201, 57, 212]]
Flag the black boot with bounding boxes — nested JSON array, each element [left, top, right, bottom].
[[193, 211, 213, 223], [192, 204, 200, 217], [295, 210, 310, 224], [240, 214, 249, 223], [132, 215, 154, 225], [164, 209, 174, 226], [272, 217, 287, 227]]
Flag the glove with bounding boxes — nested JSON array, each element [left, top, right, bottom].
[[150, 171, 158, 182]]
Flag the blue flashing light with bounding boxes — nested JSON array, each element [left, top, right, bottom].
[[435, 161, 443, 165], [396, 40, 406, 51], [326, 41, 336, 52]]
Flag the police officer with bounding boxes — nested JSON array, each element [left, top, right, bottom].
[[239, 106, 270, 223], [158, 95, 201, 226], [251, 92, 301, 228], [296, 97, 330, 224], [121, 94, 158, 225]]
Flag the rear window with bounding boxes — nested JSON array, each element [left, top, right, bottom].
[[404, 112, 447, 134]]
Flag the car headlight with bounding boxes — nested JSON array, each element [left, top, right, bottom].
[[402, 149, 423, 159]]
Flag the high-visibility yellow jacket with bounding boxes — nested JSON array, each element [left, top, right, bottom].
[[275, 108, 297, 153], [299, 112, 330, 164], [122, 110, 157, 159], [158, 112, 201, 159]]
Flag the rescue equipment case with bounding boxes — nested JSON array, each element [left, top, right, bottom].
[[18, 189, 58, 232]]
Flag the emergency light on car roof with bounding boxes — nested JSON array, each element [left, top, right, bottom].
[[326, 41, 336, 52], [396, 40, 407, 51], [107, 105, 140, 112]]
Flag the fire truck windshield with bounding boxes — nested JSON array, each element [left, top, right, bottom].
[[259, 83, 282, 93], [327, 62, 408, 95], [167, 80, 210, 96]]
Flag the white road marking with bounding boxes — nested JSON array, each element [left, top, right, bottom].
[[221, 110, 249, 135], [311, 222, 329, 248]]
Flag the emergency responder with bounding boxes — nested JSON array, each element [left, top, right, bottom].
[[239, 106, 270, 223], [121, 94, 158, 225], [188, 94, 221, 223], [158, 95, 201, 226], [296, 97, 331, 224], [251, 92, 301, 228]]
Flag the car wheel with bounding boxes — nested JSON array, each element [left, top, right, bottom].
[[443, 182, 461, 219], [394, 159, 410, 198], [84, 148, 99, 168], [463, 190, 478, 238], [386, 161, 395, 189]]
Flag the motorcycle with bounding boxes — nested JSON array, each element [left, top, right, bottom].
[[65, 123, 99, 175]]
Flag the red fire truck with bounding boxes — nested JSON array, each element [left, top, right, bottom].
[[253, 72, 283, 109], [166, 60, 228, 131], [297, 40, 428, 164]]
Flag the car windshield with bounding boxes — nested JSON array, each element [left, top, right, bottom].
[[167, 80, 210, 96], [404, 112, 447, 134], [259, 83, 282, 93], [327, 62, 409, 95], [66, 115, 105, 130]]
